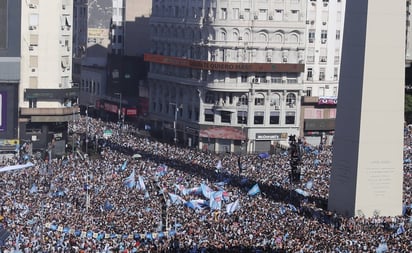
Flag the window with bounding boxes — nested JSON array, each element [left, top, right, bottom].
[[237, 111, 247, 124], [29, 56, 38, 68], [319, 48, 327, 62], [29, 34, 39, 46], [29, 76, 38, 89], [258, 9, 267, 20], [308, 29, 315, 43], [334, 67, 339, 80], [307, 68, 313, 81], [319, 68, 326, 81], [205, 92, 215, 104], [220, 8, 227, 20], [221, 111, 231, 123], [321, 30, 327, 44], [244, 9, 250, 20], [286, 93, 296, 107], [238, 94, 248, 105], [233, 8, 239, 19], [241, 75, 248, 83], [254, 94, 265, 106], [289, 10, 299, 21], [336, 30, 341, 40], [306, 87, 312, 97], [285, 112, 295, 125], [204, 109, 214, 122], [254, 111, 264, 125], [270, 111, 280, 125], [274, 9, 283, 21]]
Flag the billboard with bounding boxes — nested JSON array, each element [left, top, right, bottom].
[[0, 91, 6, 132]]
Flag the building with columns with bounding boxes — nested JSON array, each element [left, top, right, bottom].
[[146, 0, 307, 153]]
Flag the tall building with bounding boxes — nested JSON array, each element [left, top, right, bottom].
[[299, 0, 345, 145], [0, 0, 21, 153], [18, 0, 78, 155], [146, 0, 306, 153]]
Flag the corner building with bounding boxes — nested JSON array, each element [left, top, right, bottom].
[[146, 0, 306, 153]]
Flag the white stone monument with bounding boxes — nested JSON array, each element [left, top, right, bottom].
[[328, 0, 405, 217]]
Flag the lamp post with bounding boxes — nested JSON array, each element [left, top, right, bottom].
[[169, 102, 182, 145], [114, 92, 122, 124], [85, 104, 94, 155]]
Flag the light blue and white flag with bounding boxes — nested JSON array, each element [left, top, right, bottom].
[[120, 160, 128, 171], [295, 188, 309, 197], [123, 170, 136, 188], [210, 191, 223, 210], [201, 183, 213, 199], [137, 176, 146, 191], [376, 242, 388, 253], [168, 193, 185, 205], [226, 199, 240, 215], [247, 183, 261, 196], [305, 179, 313, 190], [29, 183, 38, 194], [396, 224, 405, 235]]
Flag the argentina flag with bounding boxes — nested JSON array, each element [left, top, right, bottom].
[[247, 183, 261, 196]]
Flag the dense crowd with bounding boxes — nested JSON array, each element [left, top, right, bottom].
[[0, 116, 410, 252]]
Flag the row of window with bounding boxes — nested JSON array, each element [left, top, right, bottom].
[[204, 110, 296, 125], [306, 67, 339, 81], [308, 29, 341, 44]]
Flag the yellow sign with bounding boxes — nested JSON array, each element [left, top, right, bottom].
[[0, 139, 19, 145]]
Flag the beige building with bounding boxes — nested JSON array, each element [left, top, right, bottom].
[[146, 0, 307, 153], [19, 0, 77, 154]]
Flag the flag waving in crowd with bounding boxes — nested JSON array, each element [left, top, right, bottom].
[[247, 183, 261, 196], [123, 169, 136, 188]]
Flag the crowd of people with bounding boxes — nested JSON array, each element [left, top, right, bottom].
[[0, 115, 410, 252]]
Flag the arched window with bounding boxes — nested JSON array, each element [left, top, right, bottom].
[[254, 93, 265, 106], [221, 31, 227, 41], [238, 94, 248, 105], [270, 93, 281, 107]]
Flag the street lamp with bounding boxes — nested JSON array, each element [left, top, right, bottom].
[[169, 102, 182, 145], [85, 104, 94, 155], [114, 92, 122, 124]]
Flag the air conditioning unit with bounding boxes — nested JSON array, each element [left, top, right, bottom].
[[254, 15, 258, 20], [322, 21, 327, 25], [283, 57, 288, 63], [266, 57, 272, 62], [31, 68, 36, 72], [238, 36, 243, 40], [252, 78, 260, 84], [275, 105, 280, 110], [62, 4, 66, 9], [306, 20, 310, 24], [325, 85, 330, 89], [269, 15, 273, 20], [29, 46, 34, 51], [29, 26, 37, 30], [239, 15, 244, 19], [321, 39, 327, 44], [29, 3, 36, 8]]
